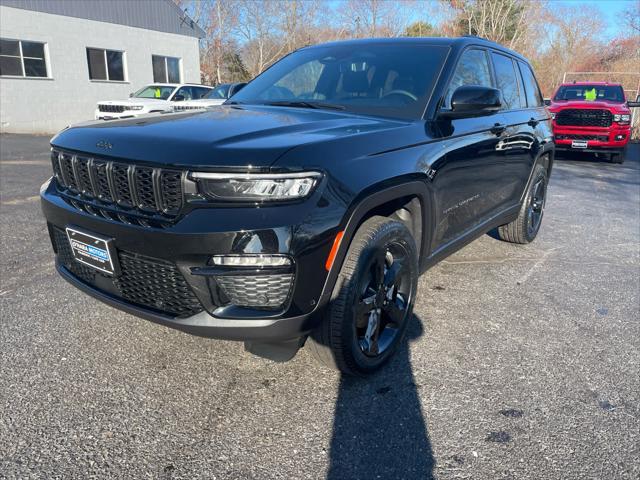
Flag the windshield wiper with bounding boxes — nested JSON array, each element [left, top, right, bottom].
[[265, 101, 346, 111]]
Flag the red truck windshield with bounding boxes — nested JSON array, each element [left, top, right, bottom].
[[554, 85, 625, 103]]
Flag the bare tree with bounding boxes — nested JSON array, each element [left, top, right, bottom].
[[337, 0, 415, 38], [448, 0, 531, 49], [622, 1, 640, 34], [203, 0, 238, 84], [280, 0, 321, 52], [533, 5, 606, 94], [235, 0, 289, 77]]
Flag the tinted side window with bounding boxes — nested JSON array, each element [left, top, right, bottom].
[[444, 49, 492, 109], [491, 52, 522, 110], [192, 87, 211, 99], [518, 61, 544, 107]]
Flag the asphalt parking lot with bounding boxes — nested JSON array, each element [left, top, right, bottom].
[[1, 134, 638, 479]]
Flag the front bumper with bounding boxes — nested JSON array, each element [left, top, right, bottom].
[[553, 123, 630, 151], [41, 178, 338, 341], [56, 262, 315, 341]]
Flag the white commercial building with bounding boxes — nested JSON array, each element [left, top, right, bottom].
[[0, 0, 203, 134]]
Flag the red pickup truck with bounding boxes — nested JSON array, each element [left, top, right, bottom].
[[547, 82, 637, 163]]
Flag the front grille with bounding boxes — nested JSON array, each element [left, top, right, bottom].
[[555, 134, 609, 142], [556, 109, 612, 127], [52, 227, 203, 318], [215, 274, 293, 309], [51, 149, 185, 228], [98, 104, 126, 113]]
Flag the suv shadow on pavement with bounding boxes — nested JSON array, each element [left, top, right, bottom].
[[327, 315, 435, 479]]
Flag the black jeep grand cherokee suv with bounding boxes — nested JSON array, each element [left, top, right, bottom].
[[41, 37, 553, 376]]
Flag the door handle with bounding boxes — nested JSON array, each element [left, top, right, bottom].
[[490, 123, 506, 135], [528, 117, 539, 127]]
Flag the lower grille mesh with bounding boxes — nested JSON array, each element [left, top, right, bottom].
[[115, 252, 203, 317], [215, 274, 293, 308], [52, 227, 203, 318]]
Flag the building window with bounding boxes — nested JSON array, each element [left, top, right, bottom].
[[152, 55, 181, 83], [0, 38, 48, 78], [86, 48, 125, 81]]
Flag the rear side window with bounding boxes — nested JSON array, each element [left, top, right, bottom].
[[444, 48, 492, 109], [518, 61, 544, 107], [491, 52, 522, 110]]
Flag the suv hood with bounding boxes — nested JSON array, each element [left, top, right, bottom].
[[52, 105, 408, 169]]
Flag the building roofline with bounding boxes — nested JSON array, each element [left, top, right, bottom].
[[0, 0, 206, 38]]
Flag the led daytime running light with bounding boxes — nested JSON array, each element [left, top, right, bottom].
[[212, 255, 292, 267]]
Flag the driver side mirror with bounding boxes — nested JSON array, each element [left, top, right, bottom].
[[173, 95, 185, 102], [129, 92, 134, 98], [628, 95, 640, 108], [439, 86, 501, 119], [543, 98, 551, 106]]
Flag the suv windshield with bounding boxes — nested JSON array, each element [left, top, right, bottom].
[[229, 43, 449, 119], [554, 85, 625, 103], [133, 85, 176, 100]]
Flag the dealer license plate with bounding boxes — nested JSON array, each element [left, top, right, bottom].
[[65, 227, 117, 275], [571, 140, 588, 149]]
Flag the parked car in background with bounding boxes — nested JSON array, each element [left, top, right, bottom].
[[42, 37, 553, 376], [172, 82, 247, 112], [95, 83, 214, 120], [547, 82, 637, 163]]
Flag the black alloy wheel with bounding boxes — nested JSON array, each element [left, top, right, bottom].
[[307, 216, 418, 376], [355, 244, 412, 357]]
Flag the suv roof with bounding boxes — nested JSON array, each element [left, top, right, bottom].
[[302, 36, 529, 63]]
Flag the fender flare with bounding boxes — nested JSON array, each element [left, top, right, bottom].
[[520, 143, 555, 204], [317, 179, 432, 308]]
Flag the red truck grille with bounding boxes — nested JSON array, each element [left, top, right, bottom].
[[555, 109, 612, 127], [555, 134, 608, 142]]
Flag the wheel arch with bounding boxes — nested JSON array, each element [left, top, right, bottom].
[[520, 148, 554, 204], [318, 178, 433, 308]]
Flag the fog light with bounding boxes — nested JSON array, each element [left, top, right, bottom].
[[615, 134, 625, 141], [211, 254, 292, 267]]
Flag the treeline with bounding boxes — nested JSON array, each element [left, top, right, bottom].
[[177, 0, 640, 97]]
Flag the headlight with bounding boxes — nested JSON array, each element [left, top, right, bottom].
[[190, 171, 322, 201], [550, 112, 556, 120], [613, 114, 630, 124], [128, 105, 144, 111]]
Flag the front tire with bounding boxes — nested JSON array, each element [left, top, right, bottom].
[[609, 151, 624, 164], [498, 163, 548, 244], [308, 216, 418, 376]]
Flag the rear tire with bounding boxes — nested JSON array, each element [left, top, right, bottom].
[[498, 163, 548, 244], [307, 216, 418, 376]]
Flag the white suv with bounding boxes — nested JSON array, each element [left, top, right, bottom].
[[95, 84, 214, 120]]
